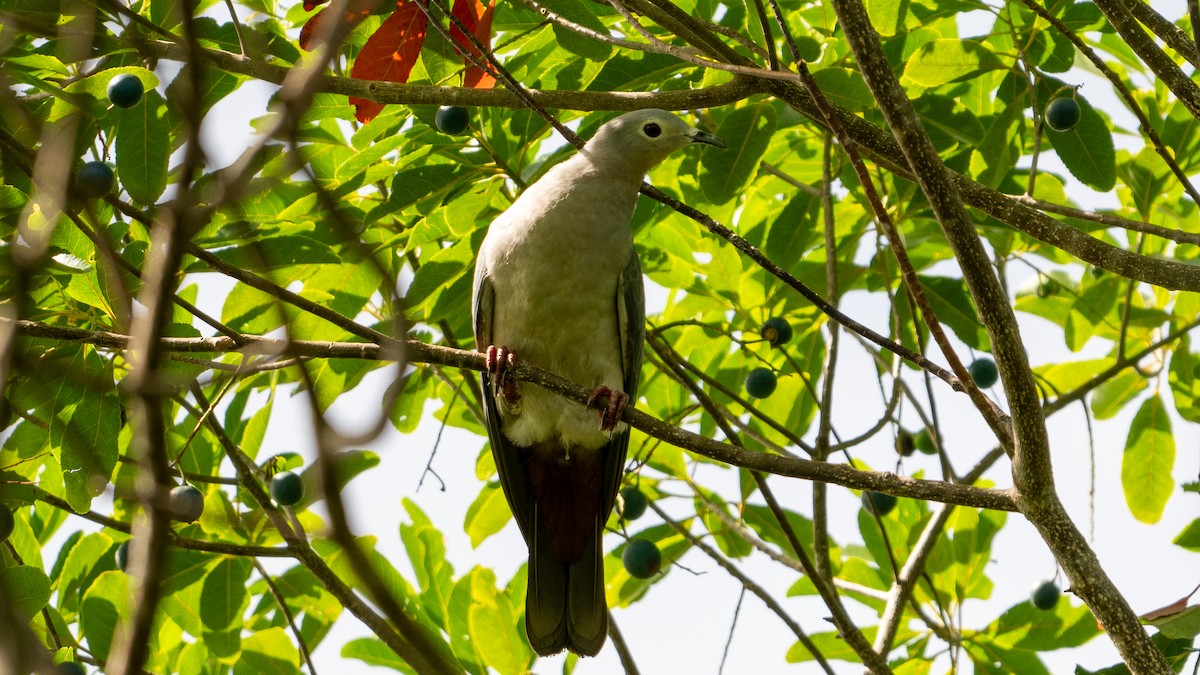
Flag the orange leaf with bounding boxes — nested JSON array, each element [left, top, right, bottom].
[[349, 1, 429, 123], [449, 0, 496, 89]]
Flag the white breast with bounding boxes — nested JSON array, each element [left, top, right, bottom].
[[479, 160, 640, 450]]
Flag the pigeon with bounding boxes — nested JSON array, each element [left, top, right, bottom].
[[471, 109, 723, 656]]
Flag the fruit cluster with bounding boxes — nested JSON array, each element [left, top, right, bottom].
[[73, 73, 148, 201]]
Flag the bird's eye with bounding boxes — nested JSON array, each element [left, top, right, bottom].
[[643, 123, 662, 138]]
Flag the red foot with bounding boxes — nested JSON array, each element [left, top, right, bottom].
[[486, 345, 520, 406], [586, 386, 629, 432]]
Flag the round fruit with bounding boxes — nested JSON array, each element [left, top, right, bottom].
[[269, 470, 305, 507], [106, 73, 144, 108], [1045, 97, 1081, 132], [0, 503, 13, 543], [1036, 278, 1059, 298], [913, 428, 938, 455], [55, 663, 87, 675], [617, 486, 648, 521], [861, 491, 897, 516], [761, 317, 793, 347], [435, 106, 470, 135], [895, 430, 915, 456], [622, 538, 663, 579], [76, 161, 115, 199], [1090, 266, 1105, 278], [745, 368, 777, 399], [1031, 580, 1061, 610], [968, 358, 999, 388], [115, 541, 130, 572], [168, 485, 204, 522]]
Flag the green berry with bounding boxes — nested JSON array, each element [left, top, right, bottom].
[[55, 663, 88, 675], [1031, 580, 1061, 610], [895, 430, 915, 456], [269, 470, 305, 507], [0, 503, 13, 543], [968, 358, 999, 388], [168, 485, 204, 522], [1090, 266, 1105, 278], [622, 538, 663, 579], [115, 541, 130, 571], [76, 161, 115, 199], [861, 491, 897, 516], [106, 73, 144, 108], [745, 368, 777, 399], [617, 486, 648, 521], [913, 428, 939, 455], [435, 106, 470, 135], [1045, 97, 1081, 132], [761, 317, 793, 347]]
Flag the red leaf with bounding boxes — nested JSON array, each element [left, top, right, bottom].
[[449, 0, 496, 89], [299, 0, 387, 51], [1140, 584, 1200, 621], [349, 1, 429, 123]]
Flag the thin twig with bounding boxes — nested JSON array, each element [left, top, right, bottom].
[[253, 559, 317, 675], [717, 588, 746, 675], [649, 502, 837, 675], [607, 611, 642, 675]]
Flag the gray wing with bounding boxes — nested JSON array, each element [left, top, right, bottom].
[[599, 248, 645, 518], [473, 254, 543, 549]]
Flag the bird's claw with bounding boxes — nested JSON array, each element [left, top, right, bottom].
[[486, 345, 521, 406], [587, 386, 629, 432]]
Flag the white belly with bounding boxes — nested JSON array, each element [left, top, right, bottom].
[[480, 166, 638, 450]]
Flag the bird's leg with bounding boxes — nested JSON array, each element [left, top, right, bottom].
[[486, 345, 521, 406], [586, 386, 629, 432]]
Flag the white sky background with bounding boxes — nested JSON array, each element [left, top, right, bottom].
[[164, 1, 1200, 672]]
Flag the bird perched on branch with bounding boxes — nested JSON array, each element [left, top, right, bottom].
[[472, 109, 723, 656]]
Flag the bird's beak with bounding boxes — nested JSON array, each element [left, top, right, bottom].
[[688, 130, 725, 148]]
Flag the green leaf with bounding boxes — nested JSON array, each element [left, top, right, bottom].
[[0, 565, 51, 619], [81, 570, 133, 661], [700, 102, 777, 205], [463, 482, 512, 548], [866, 0, 909, 36], [200, 557, 252, 630], [987, 598, 1100, 650], [1148, 605, 1200, 640], [56, 532, 114, 615], [65, 66, 159, 101], [918, 275, 989, 350], [1122, 395, 1175, 523], [465, 568, 531, 675], [48, 346, 121, 514], [115, 89, 171, 205], [1167, 342, 1200, 423], [1175, 519, 1200, 551], [1091, 369, 1147, 419], [158, 549, 215, 636], [811, 67, 875, 112], [1045, 94, 1116, 191], [902, 39, 1002, 88], [966, 641, 1050, 675], [232, 627, 299, 675], [343, 637, 417, 672], [539, 0, 612, 62]]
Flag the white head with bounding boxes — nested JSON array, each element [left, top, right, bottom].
[[582, 109, 724, 179]]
